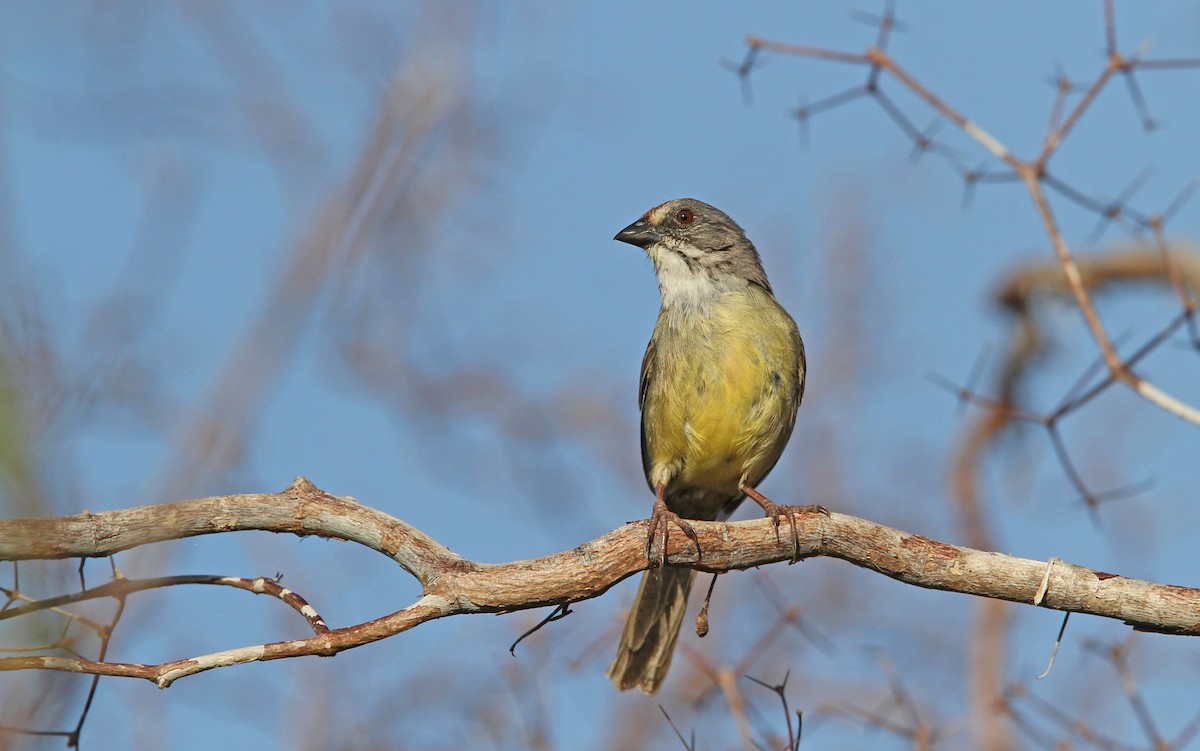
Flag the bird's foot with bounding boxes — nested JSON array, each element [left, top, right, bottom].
[[741, 484, 827, 563], [645, 494, 700, 567]]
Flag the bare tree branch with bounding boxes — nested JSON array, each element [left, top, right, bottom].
[[0, 573, 329, 634], [747, 0, 1200, 427], [1, 478, 1198, 689]]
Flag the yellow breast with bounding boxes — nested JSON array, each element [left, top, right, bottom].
[[641, 285, 803, 518]]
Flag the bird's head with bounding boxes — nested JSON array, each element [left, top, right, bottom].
[[615, 198, 772, 307]]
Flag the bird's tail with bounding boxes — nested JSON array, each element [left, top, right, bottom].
[[607, 566, 696, 694]]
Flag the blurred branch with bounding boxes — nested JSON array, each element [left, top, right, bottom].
[[127, 6, 500, 501], [2, 478, 1199, 688], [948, 246, 1200, 751], [949, 246, 1200, 513]]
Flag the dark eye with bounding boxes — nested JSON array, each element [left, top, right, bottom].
[[675, 208, 695, 225]]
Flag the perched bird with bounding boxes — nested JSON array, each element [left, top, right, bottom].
[[607, 198, 807, 695]]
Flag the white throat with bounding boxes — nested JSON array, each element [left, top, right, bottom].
[[648, 243, 727, 310]]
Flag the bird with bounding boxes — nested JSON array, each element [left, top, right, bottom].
[[607, 198, 809, 694]]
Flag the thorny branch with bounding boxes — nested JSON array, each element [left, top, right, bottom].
[[940, 246, 1200, 513], [2, 478, 1199, 689], [745, 0, 1200, 426], [748, 7, 1200, 748]]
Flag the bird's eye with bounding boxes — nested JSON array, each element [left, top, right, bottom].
[[676, 208, 695, 225]]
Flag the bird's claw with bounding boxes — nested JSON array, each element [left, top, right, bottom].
[[645, 499, 700, 567], [747, 489, 827, 564]]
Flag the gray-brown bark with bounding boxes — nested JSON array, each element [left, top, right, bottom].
[[1, 477, 1196, 688]]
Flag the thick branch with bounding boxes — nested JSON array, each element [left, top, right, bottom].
[[0, 478, 461, 586], [1, 478, 1198, 687]]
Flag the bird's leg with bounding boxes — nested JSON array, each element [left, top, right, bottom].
[[645, 483, 700, 567], [740, 484, 827, 563], [695, 573, 720, 638]]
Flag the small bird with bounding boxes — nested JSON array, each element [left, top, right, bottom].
[[607, 198, 808, 694]]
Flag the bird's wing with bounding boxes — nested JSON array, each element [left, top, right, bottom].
[[638, 336, 657, 487], [639, 336, 656, 412], [794, 330, 807, 409]]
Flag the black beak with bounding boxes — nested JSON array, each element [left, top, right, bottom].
[[614, 218, 661, 248]]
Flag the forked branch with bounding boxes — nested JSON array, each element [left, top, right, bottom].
[[746, 0, 1200, 426], [2, 478, 1198, 688]]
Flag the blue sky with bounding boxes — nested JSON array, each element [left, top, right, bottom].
[[4, 2, 1200, 749]]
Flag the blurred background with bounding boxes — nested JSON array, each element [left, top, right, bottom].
[[1, 2, 1199, 749]]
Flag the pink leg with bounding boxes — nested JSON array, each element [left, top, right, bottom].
[[740, 484, 827, 563], [645, 483, 700, 567]]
